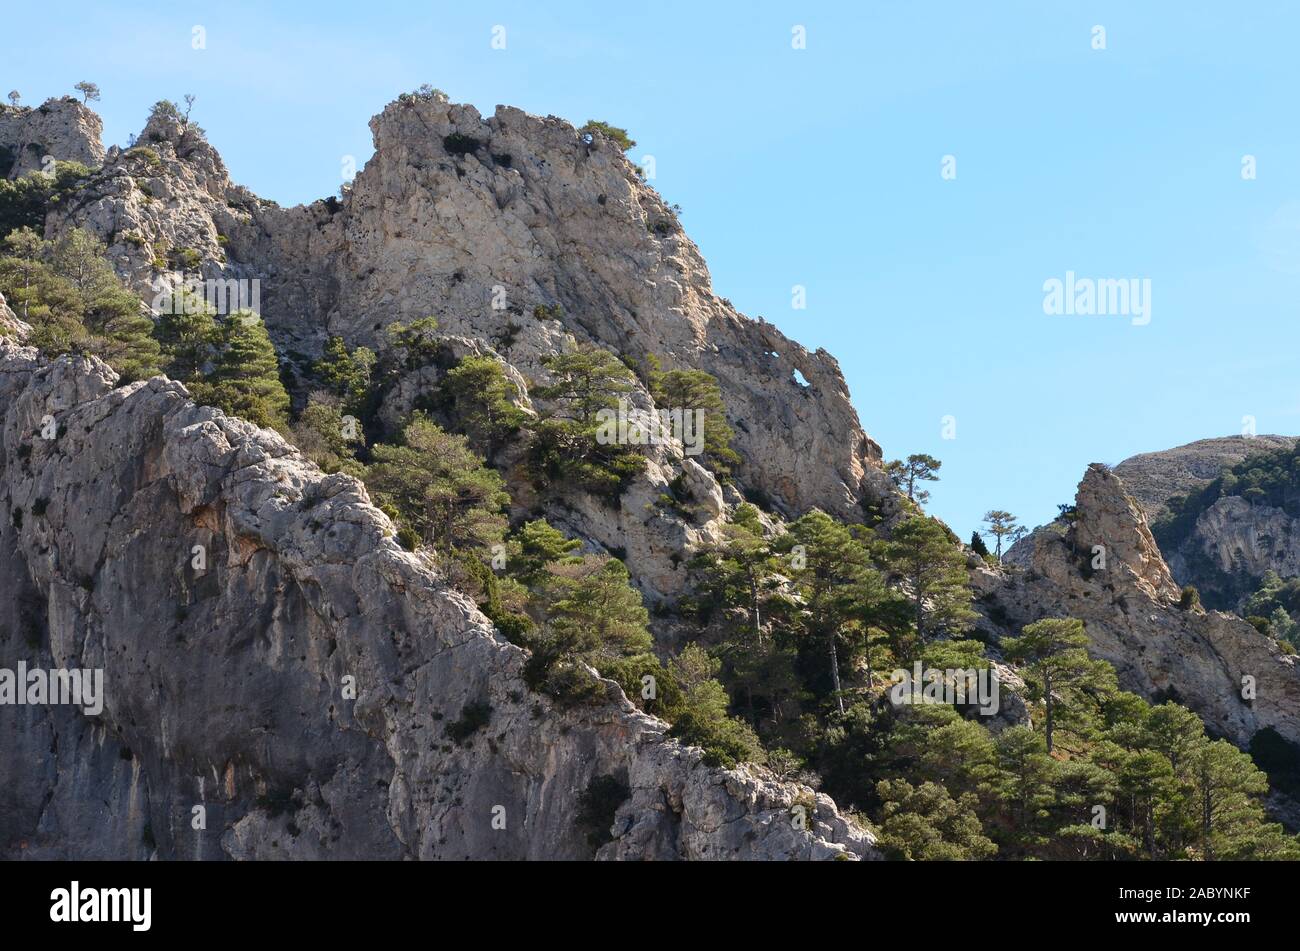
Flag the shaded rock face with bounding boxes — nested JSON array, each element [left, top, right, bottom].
[[0, 98, 105, 178], [0, 342, 876, 860], [984, 465, 1300, 752], [1166, 495, 1300, 599]]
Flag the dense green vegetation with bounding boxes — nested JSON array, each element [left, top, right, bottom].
[[1, 227, 161, 382], [683, 501, 1298, 860], [0, 161, 95, 237], [529, 343, 646, 502]]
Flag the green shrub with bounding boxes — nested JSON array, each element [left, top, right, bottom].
[[580, 121, 635, 151], [446, 700, 492, 745]]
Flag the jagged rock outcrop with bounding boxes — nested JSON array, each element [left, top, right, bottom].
[[38, 95, 897, 604], [0, 341, 877, 860], [0, 98, 105, 178], [0, 291, 28, 340], [45, 96, 888, 521], [980, 464, 1300, 752]]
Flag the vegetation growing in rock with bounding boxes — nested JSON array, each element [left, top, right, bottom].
[[0, 161, 95, 239], [580, 120, 635, 151], [0, 227, 161, 382], [529, 343, 647, 502]]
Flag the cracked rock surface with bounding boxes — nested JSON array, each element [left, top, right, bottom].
[[0, 342, 876, 860]]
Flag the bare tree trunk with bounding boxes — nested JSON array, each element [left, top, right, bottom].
[[1044, 669, 1054, 753], [829, 636, 844, 715], [1202, 781, 1213, 861]]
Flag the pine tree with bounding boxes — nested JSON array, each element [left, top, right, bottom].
[[990, 725, 1057, 850], [189, 311, 290, 429], [1002, 617, 1111, 753], [365, 412, 509, 558], [314, 335, 375, 408], [386, 316, 440, 369], [153, 289, 218, 382], [876, 778, 997, 860], [884, 453, 942, 504], [291, 396, 365, 478], [1189, 738, 1298, 860], [783, 509, 894, 713], [530, 343, 645, 499], [536, 343, 636, 425], [883, 515, 976, 647], [649, 366, 740, 479], [694, 503, 777, 642], [441, 355, 527, 458], [981, 510, 1025, 562], [506, 519, 581, 588], [665, 643, 764, 768]]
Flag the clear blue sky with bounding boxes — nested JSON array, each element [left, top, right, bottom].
[[7, 1, 1300, 540]]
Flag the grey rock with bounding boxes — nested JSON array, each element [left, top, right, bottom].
[[977, 464, 1300, 752], [0, 341, 877, 860], [0, 97, 104, 178]]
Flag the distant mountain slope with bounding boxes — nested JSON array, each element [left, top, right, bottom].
[[1114, 435, 1296, 520]]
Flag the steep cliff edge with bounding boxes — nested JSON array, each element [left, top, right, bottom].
[[981, 465, 1300, 752], [0, 340, 876, 860]]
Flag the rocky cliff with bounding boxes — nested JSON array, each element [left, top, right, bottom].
[[1111, 437, 1300, 611], [36, 96, 894, 605], [984, 465, 1300, 752], [0, 339, 876, 860], [10, 92, 1295, 859], [0, 97, 104, 178]]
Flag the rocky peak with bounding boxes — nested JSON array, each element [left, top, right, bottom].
[[132, 106, 229, 195], [0, 97, 104, 178], [982, 463, 1300, 753], [41, 94, 888, 524], [1073, 463, 1181, 604]]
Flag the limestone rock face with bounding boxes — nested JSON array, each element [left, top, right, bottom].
[[40, 96, 896, 604], [46, 97, 887, 524], [1171, 495, 1300, 591], [0, 341, 876, 860], [1073, 464, 1182, 604], [0, 98, 105, 178], [983, 465, 1300, 751], [0, 291, 28, 340]]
